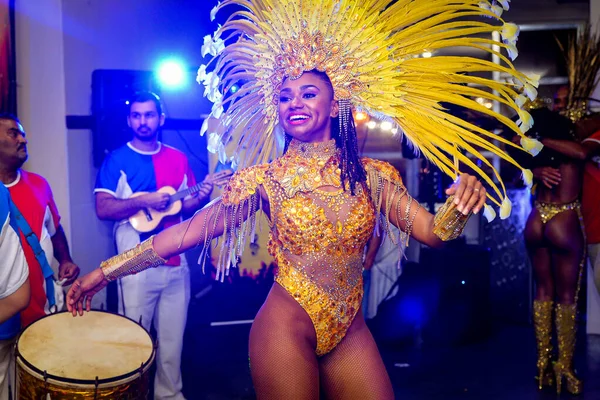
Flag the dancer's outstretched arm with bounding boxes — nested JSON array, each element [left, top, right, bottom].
[[68, 185, 266, 316], [365, 158, 486, 249]]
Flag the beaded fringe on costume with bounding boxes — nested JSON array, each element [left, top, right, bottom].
[[366, 166, 420, 268], [193, 162, 424, 280], [195, 194, 264, 281]]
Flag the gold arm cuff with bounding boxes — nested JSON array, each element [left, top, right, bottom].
[[101, 236, 167, 282], [432, 195, 470, 241]]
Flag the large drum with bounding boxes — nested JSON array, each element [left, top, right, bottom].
[[15, 311, 155, 399]]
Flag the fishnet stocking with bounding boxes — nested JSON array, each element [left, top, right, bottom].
[[319, 312, 394, 400], [525, 207, 585, 304], [524, 209, 555, 300], [545, 209, 585, 304]]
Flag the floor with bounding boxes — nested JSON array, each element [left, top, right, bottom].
[[179, 289, 600, 400]]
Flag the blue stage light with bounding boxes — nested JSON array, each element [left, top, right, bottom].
[[399, 296, 425, 325], [156, 59, 188, 89]]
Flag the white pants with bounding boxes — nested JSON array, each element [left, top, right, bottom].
[[0, 338, 15, 400], [118, 265, 190, 400]]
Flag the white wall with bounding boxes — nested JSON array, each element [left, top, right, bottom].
[[15, 0, 71, 242]]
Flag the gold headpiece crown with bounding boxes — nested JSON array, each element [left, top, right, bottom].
[[198, 0, 539, 220], [274, 30, 363, 100]]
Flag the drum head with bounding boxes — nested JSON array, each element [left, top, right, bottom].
[[17, 311, 154, 382]]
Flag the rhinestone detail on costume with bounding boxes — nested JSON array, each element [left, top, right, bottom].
[[214, 139, 416, 355], [267, 139, 375, 355]]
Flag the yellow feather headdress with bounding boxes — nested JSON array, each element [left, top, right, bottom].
[[198, 0, 539, 220], [558, 24, 600, 122]]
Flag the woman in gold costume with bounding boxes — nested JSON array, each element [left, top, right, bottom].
[[520, 27, 600, 395], [519, 105, 584, 395], [68, 0, 539, 398]]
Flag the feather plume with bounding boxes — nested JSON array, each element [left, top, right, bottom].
[[199, 0, 535, 217]]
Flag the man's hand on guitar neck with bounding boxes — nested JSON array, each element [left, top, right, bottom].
[[196, 170, 234, 199], [139, 191, 170, 211], [211, 169, 234, 187], [196, 170, 232, 197], [182, 170, 233, 214], [182, 175, 215, 214], [196, 178, 214, 199]]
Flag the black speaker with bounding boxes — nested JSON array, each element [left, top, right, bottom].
[[91, 69, 161, 167]]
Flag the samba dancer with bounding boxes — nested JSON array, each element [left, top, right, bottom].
[[68, 1, 539, 398]]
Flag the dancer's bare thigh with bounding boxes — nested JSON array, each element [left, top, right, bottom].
[[249, 282, 319, 400], [319, 310, 394, 400]]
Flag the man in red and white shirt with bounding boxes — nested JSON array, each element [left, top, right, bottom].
[[0, 113, 80, 328]]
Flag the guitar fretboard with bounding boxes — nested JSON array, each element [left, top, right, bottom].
[[170, 183, 203, 202]]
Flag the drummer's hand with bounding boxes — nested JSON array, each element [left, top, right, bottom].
[[58, 261, 80, 286], [66, 269, 108, 316], [445, 173, 487, 215]]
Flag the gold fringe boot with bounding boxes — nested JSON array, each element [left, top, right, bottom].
[[553, 303, 582, 395], [533, 300, 554, 389]]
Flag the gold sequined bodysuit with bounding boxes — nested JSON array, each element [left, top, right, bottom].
[[208, 139, 411, 356]]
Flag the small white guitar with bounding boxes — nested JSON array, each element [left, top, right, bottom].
[[129, 170, 233, 233]]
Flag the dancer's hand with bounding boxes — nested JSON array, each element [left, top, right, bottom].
[[533, 167, 561, 188], [445, 173, 487, 215], [66, 269, 108, 316]]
